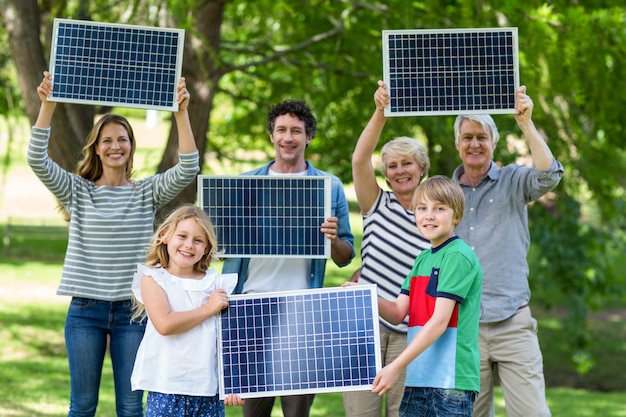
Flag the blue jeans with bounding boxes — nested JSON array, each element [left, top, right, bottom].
[[65, 297, 145, 417], [400, 387, 476, 417]]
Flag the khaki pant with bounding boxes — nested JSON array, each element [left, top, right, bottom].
[[343, 331, 407, 417], [473, 306, 551, 417]]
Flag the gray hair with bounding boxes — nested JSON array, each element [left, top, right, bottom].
[[453, 115, 500, 146]]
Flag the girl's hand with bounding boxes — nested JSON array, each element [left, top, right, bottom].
[[203, 289, 229, 316], [224, 394, 245, 406]]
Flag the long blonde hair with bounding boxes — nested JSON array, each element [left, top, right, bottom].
[[58, 114, 137, 221], [77, 114, 136, 181], [132, 205, 219, 321]]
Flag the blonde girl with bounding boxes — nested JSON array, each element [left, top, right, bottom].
[[131, 205, 243, 416]]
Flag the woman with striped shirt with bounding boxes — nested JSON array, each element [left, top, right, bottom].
[[28, 71, 199, 417]]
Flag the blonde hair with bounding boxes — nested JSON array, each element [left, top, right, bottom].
[[412, 175, 465, 225], [57, 114, 137, 221], [132, 205, 219, 321], [379, 136, 430, 179], [145, 205, 218, 271], [77, 114, 136, 181]]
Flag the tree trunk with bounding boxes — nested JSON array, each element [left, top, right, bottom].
[[3, 0, 93, 172], [156, 0, 226, 219]]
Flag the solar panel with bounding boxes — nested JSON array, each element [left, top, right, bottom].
[[218, 285, 382, 399], [48, 18, 185, 111], [383, 28, 519, 117], [197, 175, 331, 258]]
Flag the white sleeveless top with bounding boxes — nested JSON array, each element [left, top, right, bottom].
[[130, 265, 237, 396]]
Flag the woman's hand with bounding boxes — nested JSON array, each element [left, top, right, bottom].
[[176, 77, 190, 112], [37, 71, 54, 103]]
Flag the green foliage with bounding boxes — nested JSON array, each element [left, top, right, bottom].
[[0, 28, 20, 117], [2, 0, 625, 375], [528, 191, 626, 373], [0, 301, 118, 416], [212, 1, 386, 178], [1, 223, 68, 262]]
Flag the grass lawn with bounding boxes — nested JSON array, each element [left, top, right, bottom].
[[1, 224, 626, 416], [2, 264, 626, 416]]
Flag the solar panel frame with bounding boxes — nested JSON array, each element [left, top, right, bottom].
[[218, 285, 382, 399], [48, 18, 185, 111], [383, 27, 520, 117], [197, 175, 332, 258]]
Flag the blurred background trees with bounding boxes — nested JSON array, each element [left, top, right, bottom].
[[0, 0, 624, 373]]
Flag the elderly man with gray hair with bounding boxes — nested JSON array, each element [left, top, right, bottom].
[[452, 86, 563, 417]]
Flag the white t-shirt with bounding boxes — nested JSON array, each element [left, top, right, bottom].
[[130, 265, 237, 396], [243, 167, 311, 294]]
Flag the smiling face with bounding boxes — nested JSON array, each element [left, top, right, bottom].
[[456, 119, 496, 173], [383, 155, 424, 198], [413, 197, 458, 248], [269, 114, 310, 169], [95, 122, 132, 171], [164, 218, 209, 277]]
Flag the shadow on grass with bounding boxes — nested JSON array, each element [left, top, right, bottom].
[[0, 302, 117, 417]]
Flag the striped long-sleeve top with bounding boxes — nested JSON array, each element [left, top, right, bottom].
[[27, 126, 200, 301], [359, 190, 431, 333]]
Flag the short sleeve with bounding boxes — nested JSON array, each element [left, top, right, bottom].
[[131, 264, 168, 303]]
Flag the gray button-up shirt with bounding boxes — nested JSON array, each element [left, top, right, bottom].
[[452, 159, 564, 322]]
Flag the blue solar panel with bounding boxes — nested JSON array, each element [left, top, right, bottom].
[[48, 18, 184, 111], [383, 28, 519, 117], [218, 285, 382, 399], [197, 175, 331, 258]]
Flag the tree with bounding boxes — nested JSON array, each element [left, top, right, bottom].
[[1, 0, 93, 171], [1, 0, 625, 371]]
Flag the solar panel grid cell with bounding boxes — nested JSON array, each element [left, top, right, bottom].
[[198, 175, 331, 258], [218, 286, 381, 399], [383, 28, 519, 116], [48, 19, 184, 111]]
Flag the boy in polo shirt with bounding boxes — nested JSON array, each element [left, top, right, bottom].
[[372, 175, 483, 417]]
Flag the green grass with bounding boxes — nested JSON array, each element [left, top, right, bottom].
[[2, 288, 626, 417], [2, 217, 626, 416]]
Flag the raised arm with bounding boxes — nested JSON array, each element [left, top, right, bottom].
[[34, 71, 57, 128], [352, 80, 388, 213], [514, 85, 554, 170], [172, 77, 197, 154]]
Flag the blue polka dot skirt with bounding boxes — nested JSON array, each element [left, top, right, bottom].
[[146, 391, 225, 417]]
